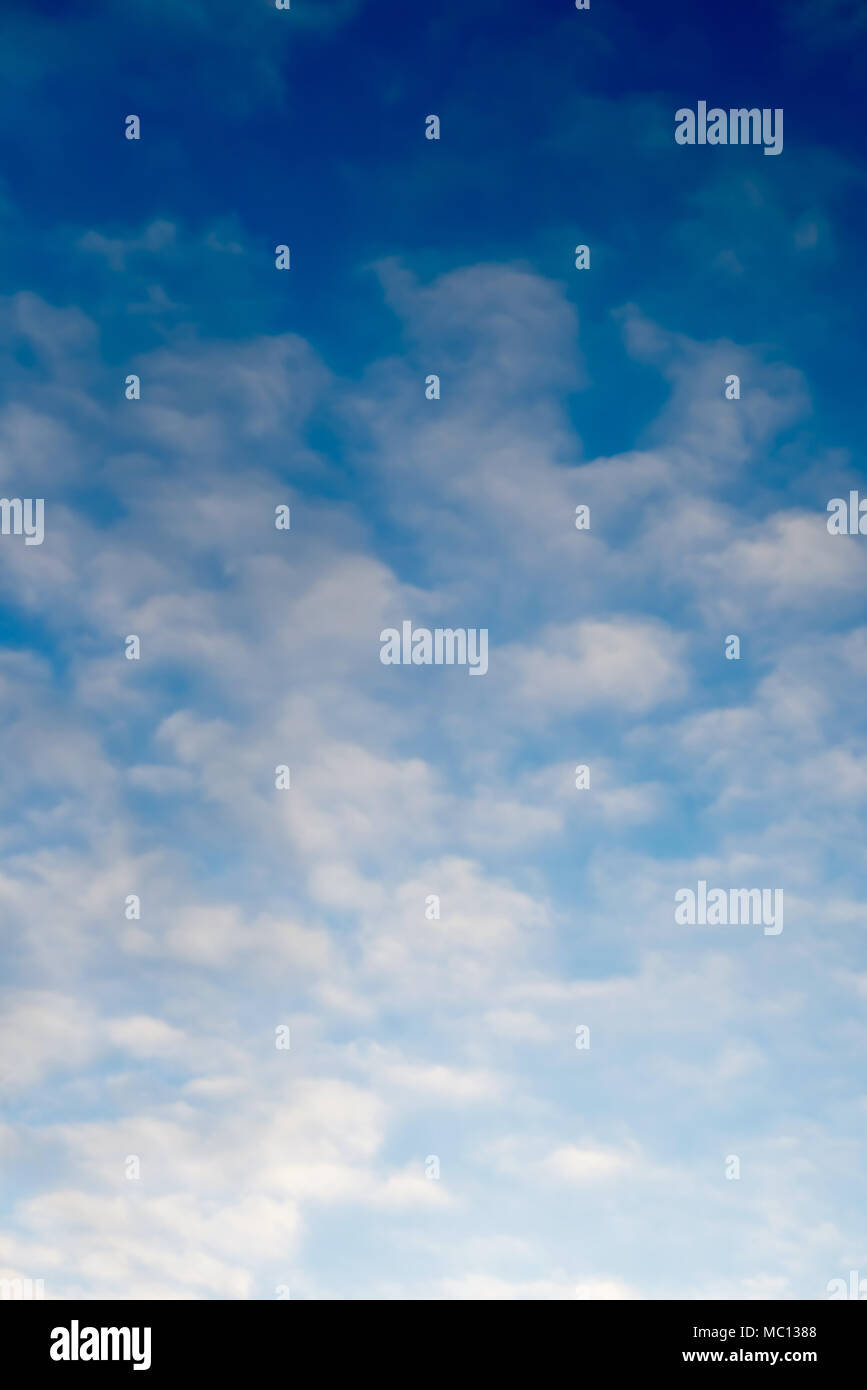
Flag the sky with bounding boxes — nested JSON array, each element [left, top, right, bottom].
[[0, 0, 866, 1300]]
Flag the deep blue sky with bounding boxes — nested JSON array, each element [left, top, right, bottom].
[[1, 0, 864, 444]]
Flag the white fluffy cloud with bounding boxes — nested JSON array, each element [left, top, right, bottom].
[[0, 263, 862, 1301]]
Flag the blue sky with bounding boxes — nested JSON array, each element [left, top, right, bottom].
[[0, 0, 866, 1299]]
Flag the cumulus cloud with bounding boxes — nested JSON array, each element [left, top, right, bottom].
[[0, 256, 862, 1302]]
